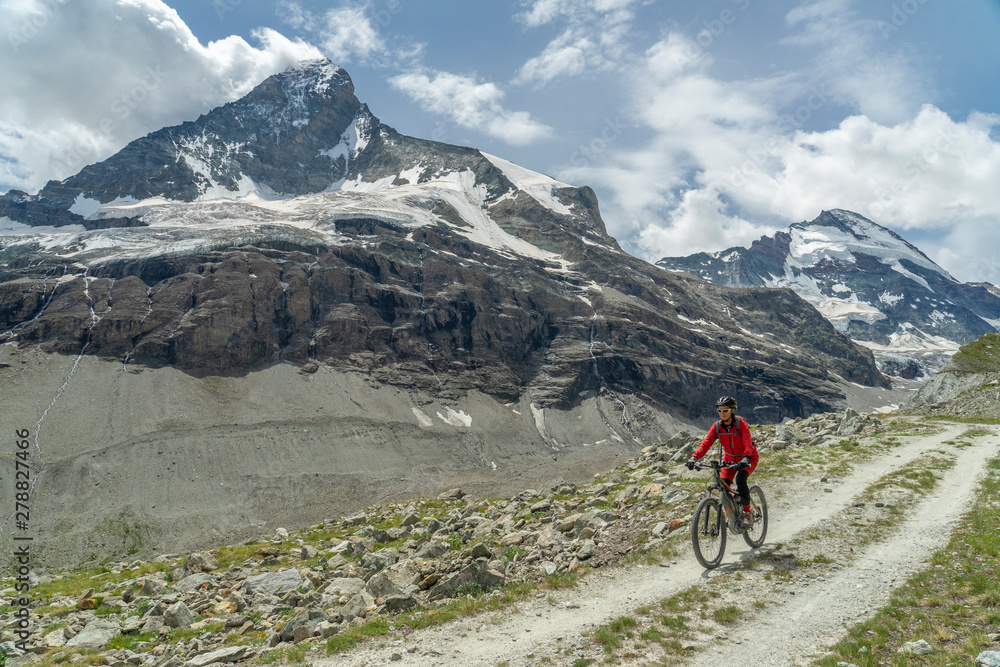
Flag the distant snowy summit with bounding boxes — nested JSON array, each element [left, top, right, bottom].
[[0, 57, 614, 264], [656, 209, 1000, 376]]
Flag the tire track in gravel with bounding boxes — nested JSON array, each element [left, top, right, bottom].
[[685, 432, 1000, 667], [316, 423, 978, 667]]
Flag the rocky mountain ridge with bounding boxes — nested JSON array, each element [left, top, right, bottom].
[[656, 209, 1000, 377]]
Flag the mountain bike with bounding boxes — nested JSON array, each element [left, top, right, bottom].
[[690, 460, 768, 569]]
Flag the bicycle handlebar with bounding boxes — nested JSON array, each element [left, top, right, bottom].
[[693, 460, 744, 471]]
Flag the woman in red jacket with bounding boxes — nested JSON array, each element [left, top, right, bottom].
[[686, 396, 760, 526]]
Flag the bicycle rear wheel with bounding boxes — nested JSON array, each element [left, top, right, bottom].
[[742, 485, 768, 548], [691, 496, 726, 569]]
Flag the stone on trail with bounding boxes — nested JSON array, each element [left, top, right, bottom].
[[539, 561, 558, 576], [439, 488, 465, 500]]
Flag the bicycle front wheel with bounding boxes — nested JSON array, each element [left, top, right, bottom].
[[691, 496, 727, 569], [742, 485, 768, 548]]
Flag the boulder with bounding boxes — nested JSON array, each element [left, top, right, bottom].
[[66, 619, 121, 647], [186, 646, 253, 667], [244, 569, 303, 596], [173, 572, 217, 592], [163, 602, 195, 629], [977, 651, 1000, 667], [342, 592, 376, 619], [186, 552, 219, 572]]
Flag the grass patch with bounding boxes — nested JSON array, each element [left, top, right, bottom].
[[711, 605, 743, 625], [815, 455, 1000, 667]]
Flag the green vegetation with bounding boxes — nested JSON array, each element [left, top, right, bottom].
[[944, 332, 1000, 373], [816, 455, 1000, 666]]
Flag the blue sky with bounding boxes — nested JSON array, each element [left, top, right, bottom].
[[2, 0, 1000, 283]]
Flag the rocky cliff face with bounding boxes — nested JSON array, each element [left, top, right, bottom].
[[0, 60, 891, 567], [656, 209, 1000, 376]]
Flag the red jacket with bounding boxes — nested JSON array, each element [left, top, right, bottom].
[[692, 416, 759, 474]]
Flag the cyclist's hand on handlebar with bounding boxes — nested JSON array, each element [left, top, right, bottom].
[[736, 456, 751, 469], [685, 458, 697, 470]]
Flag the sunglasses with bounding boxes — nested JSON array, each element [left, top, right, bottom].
[[717, 408, 732, 413]]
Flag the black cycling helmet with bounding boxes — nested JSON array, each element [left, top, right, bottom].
[[715, 396, 738, 410]]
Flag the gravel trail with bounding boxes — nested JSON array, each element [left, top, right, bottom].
[[317, 423, 998, 667]]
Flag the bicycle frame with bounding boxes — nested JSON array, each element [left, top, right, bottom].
[[699, 461, 747, 533]]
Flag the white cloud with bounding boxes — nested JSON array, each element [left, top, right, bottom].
[[556, 27, 1000, 285], [278, 1, 403, 66], [514, 0, 642, 86], [390, 70, 553, 146], [0, 0, 322, 193]]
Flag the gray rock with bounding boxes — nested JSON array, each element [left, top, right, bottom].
[[66, 619, 121, 647], [139, 577, 167, 596], [185, 646, 253, 667], [279, 608, 324, 643], [366, 572, 402, 599], [400, 513, 420, 527], [898, 640, 933, 655], [470, 542, 493, 559], [244, 569, 303, 597], [576, 539, 596, 560], [362, 549, 398, 573], [539, 561, 558, 576], [324, 577, 367, 597], [978, 652, 1000, 667], [186, 552, 219, 572], [301, 545, 319, 559], [529, 499, 552, 513], [342, 592, 376, 618], [651, 522, 668, 537], [163, 601, 195, 629], [382, 594, 420, 613], [141, 616, 166, 634], [173, 573, 217, 592], [414, 539, 449, 559], [315, 621, 340, 639], [659, 489, 691, 505]]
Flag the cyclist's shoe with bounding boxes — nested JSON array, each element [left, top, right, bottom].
[[742, 511, 754, 527]]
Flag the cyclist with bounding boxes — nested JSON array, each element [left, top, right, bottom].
[[686, 396, 759, 526]]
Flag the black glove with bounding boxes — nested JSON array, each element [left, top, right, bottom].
[[685, 458, 697, 470], [736, 456, 750, 470]]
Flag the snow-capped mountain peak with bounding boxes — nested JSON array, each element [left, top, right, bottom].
[[657, 210, 1000, 375]]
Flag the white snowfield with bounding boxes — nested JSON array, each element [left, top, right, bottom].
[[0, 156, 590, 271]]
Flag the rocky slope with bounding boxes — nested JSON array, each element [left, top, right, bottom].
[[656, 209, 1000, 376], [905, 332, 1000, 416], [0, 60, 890, 568], [0, 409, 885, 667]]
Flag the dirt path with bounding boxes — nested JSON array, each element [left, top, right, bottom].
[[316, 424, 998, 667]]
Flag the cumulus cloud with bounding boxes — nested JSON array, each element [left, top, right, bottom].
[[389, 70, 553, 146], [0, 0, 322, 193], [558, 27, 1000, 284], [277, 1, 418, 67], [514, 0, 643, 86]]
